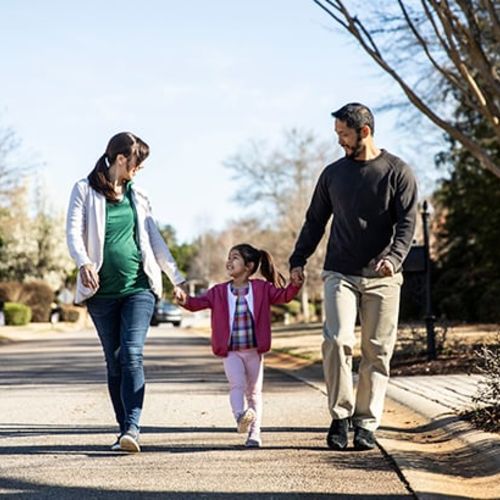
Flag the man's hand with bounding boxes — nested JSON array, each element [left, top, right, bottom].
[[79, 263, 99, 290], [374, 259, 395, 277], [290, 266, 305, 287]]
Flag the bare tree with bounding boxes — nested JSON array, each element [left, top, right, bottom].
[[0, 182, 73, 289], [0, 124, 33, 204], [0, 184, 36, 281], [225, 129, 331, 240], [313, 0, 500, 178], [225, 129, 335, 320]]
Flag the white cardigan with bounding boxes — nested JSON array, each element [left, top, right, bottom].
[[66, 179, 184, 304]]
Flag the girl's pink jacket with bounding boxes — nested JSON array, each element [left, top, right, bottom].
[[182, 279, 301, 357]]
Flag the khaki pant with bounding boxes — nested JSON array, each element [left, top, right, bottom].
[[322, 270, 403, 431]]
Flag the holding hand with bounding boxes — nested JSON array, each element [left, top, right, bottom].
[[80, 263, 99, 290], [290, 266, 305, 287], [374, 259, 394, 277], [173, 283, 188, 305]]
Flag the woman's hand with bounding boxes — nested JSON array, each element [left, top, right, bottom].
[[79, 264, 100, 290], [173, 286, 187, 305], [173, 281, 188, 305]]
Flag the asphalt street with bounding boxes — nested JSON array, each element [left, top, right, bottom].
[[0, 326, 413, 499]]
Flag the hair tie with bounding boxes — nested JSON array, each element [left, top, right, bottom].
[[104, 154, 110, 168]]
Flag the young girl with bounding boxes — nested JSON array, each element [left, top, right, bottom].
[[176, 243, 303, 448]]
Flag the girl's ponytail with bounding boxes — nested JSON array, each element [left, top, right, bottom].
[[259, 249, 286, 288], [231, 243, 286, 288]]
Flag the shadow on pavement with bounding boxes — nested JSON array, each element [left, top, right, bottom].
[[0, 424, 328, 438], [0, 474, 423, 500], [0, 335, 223, 387], [0, 335, 321, 398], [0, 335, 312, 394]]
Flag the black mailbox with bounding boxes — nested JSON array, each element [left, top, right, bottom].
[[403, 245, 426, 273]]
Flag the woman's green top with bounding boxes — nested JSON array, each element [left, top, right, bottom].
[[95, 183, 150, 298]]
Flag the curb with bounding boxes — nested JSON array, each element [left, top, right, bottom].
[[386, 381, 500, 471]]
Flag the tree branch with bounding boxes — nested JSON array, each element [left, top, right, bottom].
[[481, 0, 500, 43], [452, 0, 500, 97], [427, 0, 500, 135], [313, 0, 349, 30], [397, 0, 466, 94], [313, 0, 500, 179]]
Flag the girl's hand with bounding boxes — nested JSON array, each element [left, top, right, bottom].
[[79, 264, 99, 290]]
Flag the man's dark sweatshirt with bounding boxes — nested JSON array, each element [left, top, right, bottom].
[[289, 150, 418, 277]]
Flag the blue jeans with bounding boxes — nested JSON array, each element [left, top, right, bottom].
[[87, 290, 155, 433]]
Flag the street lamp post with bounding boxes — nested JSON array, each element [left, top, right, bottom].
[[422, 200, 437, 360]]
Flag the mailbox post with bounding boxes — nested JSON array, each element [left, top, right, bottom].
[[402, 201, 437, 360], [422, 200, 436, 360]]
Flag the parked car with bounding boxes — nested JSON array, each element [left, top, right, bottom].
[[150, 299, 182, 327]]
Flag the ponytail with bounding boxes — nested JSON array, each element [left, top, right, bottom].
[[87, 132, 150, 202], [88, 153, 118, 201], [259, 249, 286, 288], [231, 243, 286, 288]]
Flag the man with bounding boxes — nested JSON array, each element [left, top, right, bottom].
[[289, 103, 417, 450]]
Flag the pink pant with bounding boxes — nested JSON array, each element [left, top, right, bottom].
[[223, 349, 263, 435]]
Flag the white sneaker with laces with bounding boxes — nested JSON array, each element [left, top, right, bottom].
[[236, 408, 256, 434], [119, 430, 141, 453]]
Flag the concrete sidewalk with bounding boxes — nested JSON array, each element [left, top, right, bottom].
[[388, 374, 481, 413]]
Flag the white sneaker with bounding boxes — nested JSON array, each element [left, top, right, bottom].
[[119, 430, 141, 453], [236, 408, 256, 434], [110, 436, 122, 451]]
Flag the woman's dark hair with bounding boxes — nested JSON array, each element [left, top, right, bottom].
[[88, 132, 149, 201], [231, 243, 286, 288], [331, 102, 375, 135]]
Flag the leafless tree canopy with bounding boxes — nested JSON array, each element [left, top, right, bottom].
[[314, 0, 500, 178], [225, 128, 331, 240], [223, 129, 334, 308], [0, 126, 22, 203]]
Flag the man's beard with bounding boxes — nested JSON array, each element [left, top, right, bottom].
[[345, 133, 364, 159]]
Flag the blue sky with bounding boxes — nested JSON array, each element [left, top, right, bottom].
[[0, 0, 441, 242]]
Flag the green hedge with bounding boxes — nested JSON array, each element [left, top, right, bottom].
[[4, 302, 32, 326], [0, 280, 56, 323]]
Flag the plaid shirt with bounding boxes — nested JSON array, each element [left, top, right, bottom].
[[229, 283, 256, 351]]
